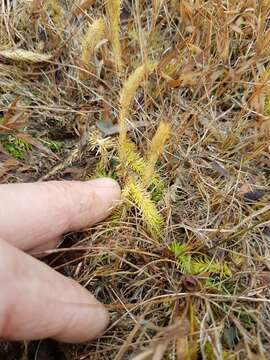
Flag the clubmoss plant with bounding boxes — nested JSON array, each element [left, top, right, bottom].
[[117, 63, 170, 237]]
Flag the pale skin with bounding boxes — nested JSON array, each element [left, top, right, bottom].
[[0, 178, 121, 343]]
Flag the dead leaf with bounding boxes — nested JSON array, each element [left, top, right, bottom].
[[73, 0, 95, 16], [167, 62, 201, 88], [4, 97, 21, 121], [0, 112, 30, 133], [31, 0, 44, 15], [238, 183, 252, 195], [211, 160, 230, 178], [96, 120, 146, 137], [0, 157, 20, 178], [168, 71, 200, 88], [243, 189, 266, 202], [0, 49, 52, 63]]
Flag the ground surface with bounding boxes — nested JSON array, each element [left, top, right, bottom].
[[1, 0, 270, 359]]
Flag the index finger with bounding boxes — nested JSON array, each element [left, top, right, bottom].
[[0, 179, 120, 251]]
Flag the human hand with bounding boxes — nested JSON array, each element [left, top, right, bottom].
[[0, 179, 120, 343]]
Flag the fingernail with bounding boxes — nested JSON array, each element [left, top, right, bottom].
[[88, 178, 120, 191], [88, 178, 121, 208]]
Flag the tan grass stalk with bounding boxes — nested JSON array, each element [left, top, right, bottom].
[[0, 49, 52, 63], [73, 0, 95, 16]]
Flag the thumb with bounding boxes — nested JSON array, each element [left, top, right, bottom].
[[0, 178, 121, 251], [0, 238, 109, 343]]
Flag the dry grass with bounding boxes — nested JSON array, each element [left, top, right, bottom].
[[1, 0, 270, 359]]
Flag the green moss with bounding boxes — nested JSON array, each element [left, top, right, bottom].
[[94, 166, 117, 180], [41, 139, 63, 153], [3, 135, 32, 160], [149, 176, 166, 203], [204, 341, 215, 360]]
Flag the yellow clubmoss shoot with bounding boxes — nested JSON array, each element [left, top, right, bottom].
[[144, 121, 170, 185], [264, 95, 270, 116], [118, 63, 155, 165], [81, 18, 106, 69], [44, 0, 64, 36], [125, 177, 163, 236], [105, 0, 122, 72]]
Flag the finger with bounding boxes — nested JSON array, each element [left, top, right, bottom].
[[28, 237, 63, 257], [0, 238, 109, 343], [0, 178, 120, 251]]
